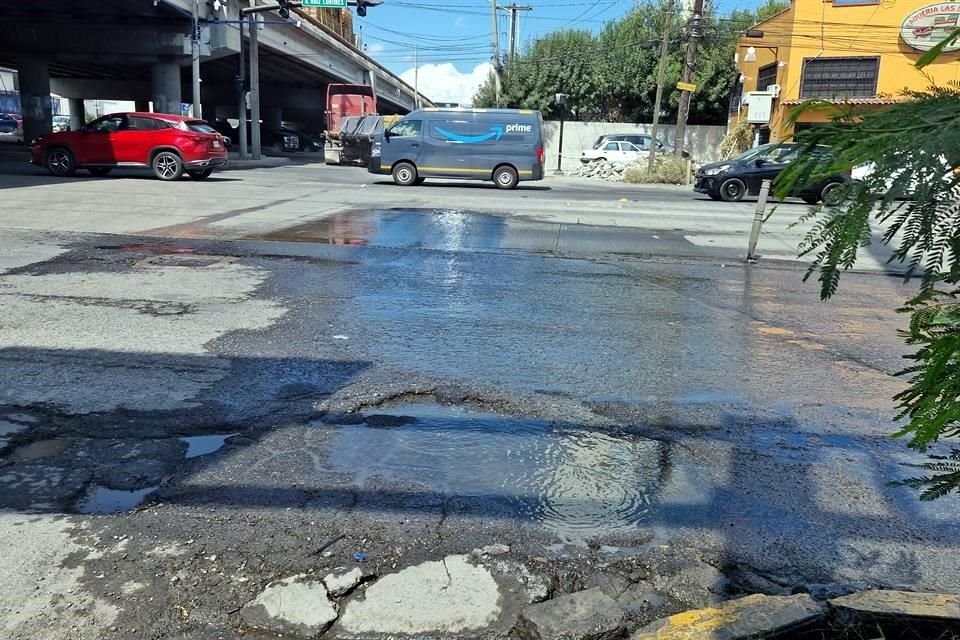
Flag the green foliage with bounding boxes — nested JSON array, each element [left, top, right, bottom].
[[474, 0, 788, 124], [894, 448, 960, 500], [775, 83, 960, 497], [623, 156, 689, 184]]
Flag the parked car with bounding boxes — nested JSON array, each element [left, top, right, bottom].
[[0, 113, 19, 134], [593, 133, 690, 159], [695, 143, 849, 203], [31, 112, 228, 180], [52, 115, 72, 133], [211, 120, 298, 153], [281, 125, 323, 153], [581, 140, 645, 164]]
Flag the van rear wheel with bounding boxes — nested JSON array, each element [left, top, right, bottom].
[[493, 165, 519, 190], [392, 162, 418, 186]]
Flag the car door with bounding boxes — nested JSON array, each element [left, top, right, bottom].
[[121, 115, 168, 164], [77, 114, 126, 165], [422, 116, 474, 176], [745, 145, 795, 194], [622, 142, 644, 162], [600, 141, 620, 161], [382, 118, 422, 169]]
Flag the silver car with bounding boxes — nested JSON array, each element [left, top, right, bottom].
[[593, 134, 690, 159]]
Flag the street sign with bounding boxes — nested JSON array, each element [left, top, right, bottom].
[[303, 0, 348, 6], [676, 81, 697, 92]]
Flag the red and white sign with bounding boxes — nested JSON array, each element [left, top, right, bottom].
[[901, 3, 960, 51]]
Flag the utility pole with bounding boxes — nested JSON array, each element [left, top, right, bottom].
[[191, 0, 202, 119], [504, 4, 531, 60], [237, 17, 248, 159], [249, 12, 261, 159], [647, 0, 673, 172], [414, 45, 420, 108], [674, 0, 704, 158], [491, 0, 501, 106]]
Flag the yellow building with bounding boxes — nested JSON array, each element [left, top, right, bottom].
[[730, 0, 960, 143]]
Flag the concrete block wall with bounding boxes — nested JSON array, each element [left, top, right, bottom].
[[542, 121, 727, 173]]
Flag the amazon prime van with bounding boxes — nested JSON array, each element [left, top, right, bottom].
[[368, 108, 545, 189]]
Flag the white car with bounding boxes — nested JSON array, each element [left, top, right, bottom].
[[581, 140, 645, 164]]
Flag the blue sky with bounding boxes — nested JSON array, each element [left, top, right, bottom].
[[355, 0, 760, 103]]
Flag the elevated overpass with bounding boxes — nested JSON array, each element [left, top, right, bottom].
[[0, 0, 426, 143]]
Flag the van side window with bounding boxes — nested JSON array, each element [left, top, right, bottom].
[[388, 120, 422, 137]]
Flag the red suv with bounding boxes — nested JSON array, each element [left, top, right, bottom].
[[31, 112, 228, 181]]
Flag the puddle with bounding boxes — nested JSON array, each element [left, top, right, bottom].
[[12, 439, 70, 461], [249, 209, 698, 257], [180, 434, 237, 459], [320, 403, 669, 541], [75, 486, 157, 514]]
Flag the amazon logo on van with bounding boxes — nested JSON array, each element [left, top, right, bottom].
[[435, 123, 533, 144]]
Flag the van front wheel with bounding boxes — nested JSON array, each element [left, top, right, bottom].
[[392, 162, 418, 186], [494, 165, 519, 190]]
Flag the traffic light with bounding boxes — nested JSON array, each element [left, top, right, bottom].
[[354, 0, 382, 17], [278, 0, 290, 19]]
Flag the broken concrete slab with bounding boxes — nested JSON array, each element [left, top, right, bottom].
[[517, 587, 627, 640], [239, 574, 338, 637], [633, 594, 825, 640], [829, 590, 960, 621], [338, 555, 512, 635], [324, 567, 364, 597], [806, 581, 871, 601]]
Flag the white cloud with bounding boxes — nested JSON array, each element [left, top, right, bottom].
[[366, 42, 385, 55], [399, 62, 493, 106]]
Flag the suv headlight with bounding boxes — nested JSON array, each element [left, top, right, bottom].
[[371, 142, 381, 157], [703, 164, 730, 176]]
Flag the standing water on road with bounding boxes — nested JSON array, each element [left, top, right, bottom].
[[320, 403, 669, 541]]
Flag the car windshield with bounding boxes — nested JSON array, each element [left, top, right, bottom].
[[733, 144, 778, 162]]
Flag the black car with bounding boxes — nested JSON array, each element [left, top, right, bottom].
[[210, 120, 299, 153], [695, 143, 848, 204]]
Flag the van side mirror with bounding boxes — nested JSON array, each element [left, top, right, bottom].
[[383, 129, 391, 140]]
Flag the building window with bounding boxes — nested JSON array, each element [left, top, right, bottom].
[[729, 77, 743, 113], [800, 57, 879, 99], [757, 63, 778, 92]]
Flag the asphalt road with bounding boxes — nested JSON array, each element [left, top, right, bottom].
[[0, 153, 948, 640], [0, 149, 900, 270]]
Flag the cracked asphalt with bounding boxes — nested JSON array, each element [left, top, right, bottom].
[[0, 166, 957, 639]]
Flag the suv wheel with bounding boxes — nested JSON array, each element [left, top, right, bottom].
[[152, 151, 183, 181], [719, 177, 746, 202], [392, 162, 418, 186], [45, 148, 76, 177]]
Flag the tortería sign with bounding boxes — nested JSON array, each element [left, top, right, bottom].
[[901, 3, 960, 51]]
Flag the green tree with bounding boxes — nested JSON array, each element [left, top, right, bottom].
[[776, 70, 960, 498], [473, 0, 788, 124]]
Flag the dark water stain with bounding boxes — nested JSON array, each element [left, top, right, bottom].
[[12, 439, 71, 461], [318, 402, 670, 541]]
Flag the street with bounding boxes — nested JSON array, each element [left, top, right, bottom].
[[1, 160, 954, 640]]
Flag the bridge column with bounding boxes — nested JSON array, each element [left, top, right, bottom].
[[152, 62, 182, 115], [135, 100, 151, 112], [18, 60, 52, 143], [68, 98, 85, 131]]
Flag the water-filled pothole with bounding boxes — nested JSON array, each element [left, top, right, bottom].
[[321, 403, 670, 540], [76, 486, 157, 514], [180, 434, 237, 459]]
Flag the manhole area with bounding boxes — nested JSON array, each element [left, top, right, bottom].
[[135, 254, 235, 269]]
